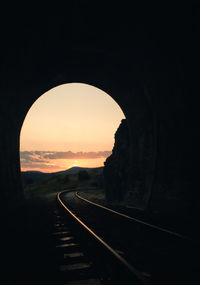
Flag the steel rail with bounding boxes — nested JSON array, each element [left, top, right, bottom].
[[57, 190, 149, 285], [75, 191, 193, 241]]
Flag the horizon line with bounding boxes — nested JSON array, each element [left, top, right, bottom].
[[21, 165, 104, 173]]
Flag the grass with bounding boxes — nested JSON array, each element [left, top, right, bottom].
[[78, 189, 106, 201], [24, 174, 77, 198], [23, 172, 104, 199]]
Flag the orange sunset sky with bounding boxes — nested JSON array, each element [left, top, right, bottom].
[[20, 83, 125, 172]]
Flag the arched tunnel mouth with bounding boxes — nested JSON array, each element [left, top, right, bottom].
[[0, 7, 198, 284], [19, 82, 130, 204]]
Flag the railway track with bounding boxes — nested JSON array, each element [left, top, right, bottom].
[[55, 191, 148, 284], [56, 190, 200, 285], [75, 192, 193, 241]]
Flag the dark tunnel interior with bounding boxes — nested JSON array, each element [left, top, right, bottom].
[[0, 3, 199, 284]]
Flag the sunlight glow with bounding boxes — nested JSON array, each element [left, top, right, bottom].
[[20, 83, 125, 172]]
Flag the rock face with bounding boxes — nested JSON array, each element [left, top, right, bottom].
[[103, 113, 192, 216], [104, 115, 155, 210], [104, 119, 130, 202]]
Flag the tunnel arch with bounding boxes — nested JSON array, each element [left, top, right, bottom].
[[17, 72, 156, 210], [0, 5, 195, 232], [2, 49, 158, 212]]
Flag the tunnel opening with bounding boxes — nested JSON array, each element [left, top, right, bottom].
[[19, 82, 129, 203]]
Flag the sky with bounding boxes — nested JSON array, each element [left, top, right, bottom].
[[20, 83, 125, 172]]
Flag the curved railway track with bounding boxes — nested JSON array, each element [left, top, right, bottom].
[[55, 190, 200, 285], [56, 191, 148, 285]]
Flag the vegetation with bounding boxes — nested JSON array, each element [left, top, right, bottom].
[[78, 170, 90, 181], [23, 168, 105, 199], [23, 166, 128, 208], [79, 189, 106, 201]]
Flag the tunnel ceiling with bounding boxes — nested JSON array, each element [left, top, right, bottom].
[[0, 4, 195, 79], [0, 4, 195, 121]]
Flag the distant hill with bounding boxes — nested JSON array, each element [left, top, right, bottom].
[[21, 166, 103, 186], [20, 171, 51, 186], [51, 166, 97, 175]]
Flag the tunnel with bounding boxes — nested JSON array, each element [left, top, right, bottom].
[[0, 4, 198, 218], [0, 4, 198, 285]]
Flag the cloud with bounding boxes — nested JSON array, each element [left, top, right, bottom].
[[20, 150, 111, 170], [42, 151, 111, 159], [21, 162, 62, 170], [20, 151, 49, 163], [20, 150, 111, 161]]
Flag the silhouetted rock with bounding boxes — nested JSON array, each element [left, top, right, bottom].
[[104, 114, 192, 217], [104, 119, 130, 202]]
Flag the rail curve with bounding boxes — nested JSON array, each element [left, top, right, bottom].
[[57, 190, 149, 285]]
